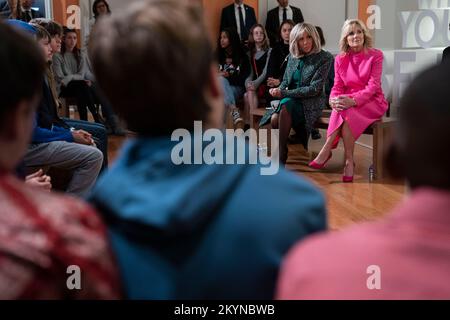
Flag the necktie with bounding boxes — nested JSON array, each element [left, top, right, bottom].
[[26, 10, 32, 22], [283, 8, 287, 22], [238, 6, 246, 41]]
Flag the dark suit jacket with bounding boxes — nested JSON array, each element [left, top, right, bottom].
[[19, 9, 44, 22], [265, 6, 304, 46], [220, 3, 257, 41], [0, 0, 11, 18], [443, 46, 450, 63]]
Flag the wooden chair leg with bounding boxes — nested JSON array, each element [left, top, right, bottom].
[[373, 123, 384, 180]]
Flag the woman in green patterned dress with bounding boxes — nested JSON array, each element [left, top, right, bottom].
[[260, 23, 333, 165]]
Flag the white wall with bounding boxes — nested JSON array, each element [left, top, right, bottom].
[[107, 0, 139, 11], [375, 0, 419, 50]]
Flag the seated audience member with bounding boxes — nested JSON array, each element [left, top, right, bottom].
[[217, 27, 250, 129], [23, 24, 103, 197], [53, 28, 101, 123], [244, 24, 272, 124], [309, 20, 388, 183], [265, 0, 304, 46], [93, 0, 111, 21], [443, 46, 450, 63], [260, 23, 333, 164], [277, 63, 450, 299], [88, 0, 326, 300], [220, 0, 257, 43], [0, 21, 120, 299], [265, 19, 294, 109], [84, 0, 112, 49], [30, 18, 110, 165]]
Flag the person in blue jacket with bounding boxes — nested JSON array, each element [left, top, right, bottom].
[[9, 21, 104, 197], [88, 0, 327, 300]]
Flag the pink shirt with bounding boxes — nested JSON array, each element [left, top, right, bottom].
[[277, 188, 450, 300]]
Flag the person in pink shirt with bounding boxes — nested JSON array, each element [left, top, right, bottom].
[[277, 63, 450, 300], [309, 19, 388, 182]]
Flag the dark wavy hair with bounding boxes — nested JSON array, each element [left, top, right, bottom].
[[217, 28, 245, 67], [61, 28, 81, 67], [93, 0, 111, 20]]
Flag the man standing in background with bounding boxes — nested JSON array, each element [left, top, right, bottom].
[[266, 0, 303, 45], [220, 0, 257, 42], [19, 0, 43, 22]]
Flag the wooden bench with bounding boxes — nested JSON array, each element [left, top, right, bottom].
[[250, 107, 397, 180]]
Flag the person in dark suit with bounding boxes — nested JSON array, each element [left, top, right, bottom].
[[0, 0, 12, 18], [443, 46, 450, 63], [220, 0, 257, 42], [19, 0, 43, 22], [266, 0, 304, 46]]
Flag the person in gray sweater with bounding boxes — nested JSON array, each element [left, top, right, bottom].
[[244, 24, 272, 126], [53, 28, 101, 123]]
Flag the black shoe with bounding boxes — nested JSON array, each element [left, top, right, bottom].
[[311, 128, 322, 140], [112, 127, 127, 136]]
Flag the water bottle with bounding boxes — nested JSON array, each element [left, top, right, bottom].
[[369, 165, 375, 182]]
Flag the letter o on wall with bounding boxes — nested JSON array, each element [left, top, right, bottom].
[[415, 10, 439, 48]]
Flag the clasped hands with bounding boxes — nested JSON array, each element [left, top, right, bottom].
[[330, 96, 357, 112], [269, 87, 282, 98], [72, 129, 96, 146]]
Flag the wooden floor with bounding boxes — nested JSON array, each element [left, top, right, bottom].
[[286, 130, 405, 230], [108, 129, 405, 231]]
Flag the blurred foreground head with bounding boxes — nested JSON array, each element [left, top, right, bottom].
[[0, 21, 45, 171], [386, 64, 450, 190], [89, 0, 223, 136]]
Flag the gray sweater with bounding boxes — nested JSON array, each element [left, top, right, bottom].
[[245, 48, 272, 89], [52, 51, 89, 93]]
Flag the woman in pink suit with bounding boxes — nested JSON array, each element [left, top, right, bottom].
[[309, 19, 388, 182]]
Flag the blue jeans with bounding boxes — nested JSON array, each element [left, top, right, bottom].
[[64, 119, 108, 170], [220, 76, 245, 108]]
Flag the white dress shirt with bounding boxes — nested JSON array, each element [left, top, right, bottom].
[[278, 6, 293, 25]]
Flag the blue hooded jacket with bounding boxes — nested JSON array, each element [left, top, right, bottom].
[[89, 136, 327, 299]]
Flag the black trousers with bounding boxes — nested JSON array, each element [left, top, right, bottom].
[[61, 80, 100, 122]]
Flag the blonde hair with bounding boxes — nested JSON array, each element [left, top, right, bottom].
[[289, 23, 321, 58], [339, 19, 373, 53]]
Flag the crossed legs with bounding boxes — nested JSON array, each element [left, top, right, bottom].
[[313, 121, 355, 177]]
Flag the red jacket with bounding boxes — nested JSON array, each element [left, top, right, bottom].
[[0, 173, 121, 299]]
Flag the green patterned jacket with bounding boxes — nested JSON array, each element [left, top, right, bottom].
[[280, 50, 334, 133]]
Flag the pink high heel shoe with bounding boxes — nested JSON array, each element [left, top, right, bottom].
[[308, 152, 332, 170], [342, 162, 356, 183]]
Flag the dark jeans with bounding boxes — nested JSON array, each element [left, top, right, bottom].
[[61, 80, 100, 122], [64, 118, 108, 170], [90, 84, 119, 130]]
